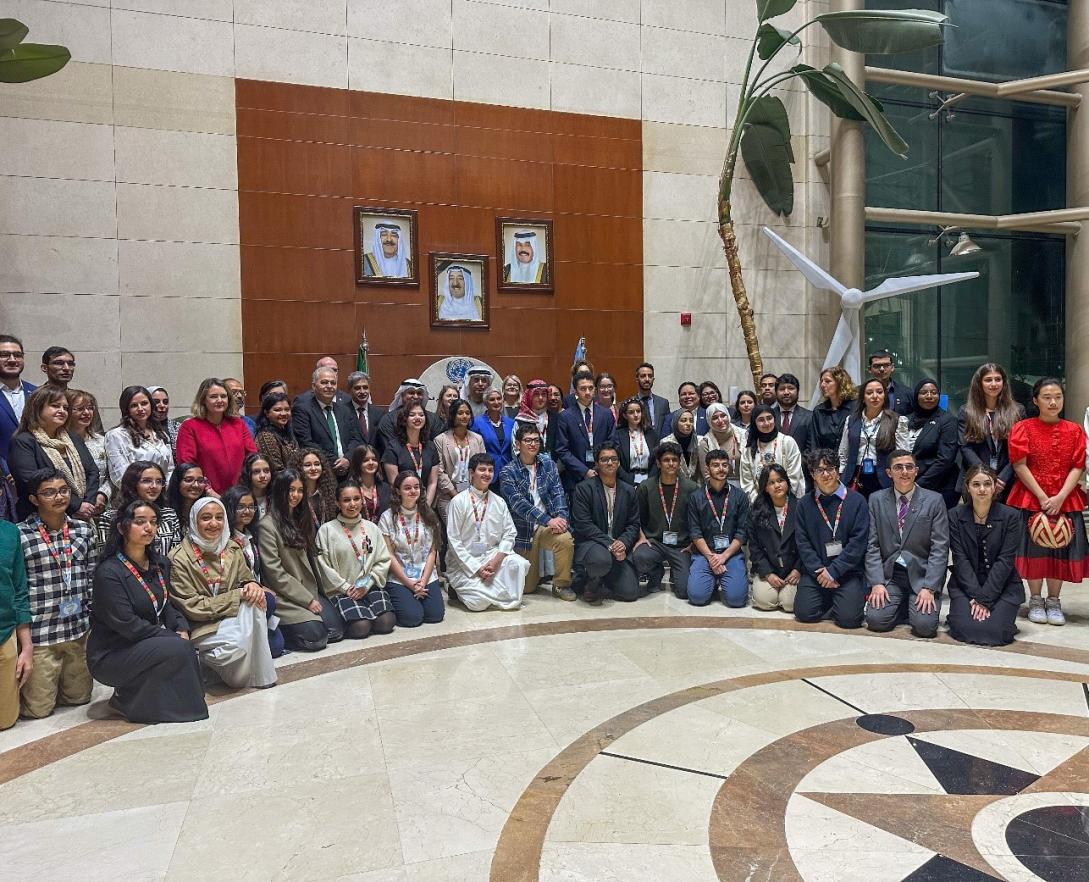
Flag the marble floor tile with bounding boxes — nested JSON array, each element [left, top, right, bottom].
[[610, 628, 771, 681], [797, 736, 946, 795], [166, 772, 400, 882], [367, 645, 522, 709], [806, 671, 971, 715], [696, 678, 858, 736], [539, 841, 719, 882], [0, 730, 210, 824], [0, 800, 188, 881], [914, 728, 1089, 777], [334, 849, 495, 881], [786, 792, 936, 862], [492, 632, 653, 690], [933, 671, 1089, 716], [546, 752, 722, 846], [387, 748, 556, 863]]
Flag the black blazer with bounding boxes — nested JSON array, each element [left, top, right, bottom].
[[956, 404, 1025, 492], [292, 395, 364, 463], [946, 503, 1024, 609], [748, 503, 800, 580], [638, 393, 671, 433], [571, 478, 640, 551], [885, 379, 913, 417], [910, 410, 959, 495], [839, 413, 896, 489], [773, 404, 814, 451], [9, 431, 101, 519], [556, 402, 617, 492], [613, 426, 660, 486], [351, 402, 388, 452]]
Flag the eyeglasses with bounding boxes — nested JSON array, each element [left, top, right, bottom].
[[811, 467, 837, 477], [237, 504, 256, 512], [521, 438, 541, 446], [890, 463, 918, 473], [36, 487, 71, 499], [870, 362, 893, 371], [0, 352, 24, 361], [138, 478, 165, 487], [72, 405, 95, 413], [182, 477, 208, 485], [598, 456, 620, 464]]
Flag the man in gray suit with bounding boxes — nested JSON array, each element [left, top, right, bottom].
[[865, 448, 949, 638]]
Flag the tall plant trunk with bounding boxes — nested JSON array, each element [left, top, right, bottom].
[[717, 198, 764, 390]]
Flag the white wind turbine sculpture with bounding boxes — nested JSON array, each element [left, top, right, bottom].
[[760, 227, 980, 407]]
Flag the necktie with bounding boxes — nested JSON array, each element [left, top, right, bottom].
[[643, 396, 654, 427], [583, 407, 592, 432], [897, 494, 909, 534], [358, 407, 368, 438], [325, 405, 338, 441], [781, 410, 792, 433]]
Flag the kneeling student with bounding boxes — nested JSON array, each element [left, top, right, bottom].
[[686, 450, 750, 607], [633, 442, 698, 598], [864, 449, 948, 638], [749, 464, 800, 613]]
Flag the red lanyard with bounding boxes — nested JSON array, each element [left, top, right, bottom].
[[343, 525, 372, 561], [776, 499, 789, 530], [406, 443, 423, 476], [117, 554, 167, 614], [814, 492, 844, 539], [191, 545, 226, 592], [470, 491, 489, 530], [704, 486, 729, 532], [37, 521, 73, 584], [397, 510, 421, 548], [658, 481, 678, 529], [631, 430, 646, 460], [360, 485, 378, 521]]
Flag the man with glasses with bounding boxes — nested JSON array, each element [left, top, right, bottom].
[[570, 442, 641, 605], [0, 335, 35, 462], [863, 449, 948, 638], [868, 349, 910, 415], [223, 378, 256, 437], [794, 448, 870, 629], [40, 347, 75, 390], [17, 469, 96, 720], [500, 423, 576, 601]]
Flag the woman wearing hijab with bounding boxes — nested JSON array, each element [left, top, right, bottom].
[[315, 481, 396, 640], [167, 497, 277, 689], [661, 409, 699, 483], [697, 402, 741, 484], [739, 405, 804, 502], [896, 377, 959, 507]]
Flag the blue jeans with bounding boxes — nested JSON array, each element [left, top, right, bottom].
[[688, 554, 749, 607], [387, 580, 445, 627]]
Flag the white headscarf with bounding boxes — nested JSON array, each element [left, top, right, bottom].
[[188, 496, 230, 555], [389, 378, 429, 411], [370, 222, 408, 277], [507, 230, 541, 283], [459, 367, 493, 402], [437, 265, 479, 321]]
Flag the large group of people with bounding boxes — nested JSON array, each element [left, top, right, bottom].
[[0, 334, 1084, 730]]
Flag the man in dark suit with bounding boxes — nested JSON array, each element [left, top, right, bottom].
[[347, 370, 387, 452], [772, 373, 813, 451], [556, 371, 616, 494], [868, 349, 911, 416], [292, 367, 364, 478], [570, 441, 641, 605], [0, 335, 36, 461], [635, 362, 670, 433], [864, 449, 949, 638], [314, 355, 353, 407]]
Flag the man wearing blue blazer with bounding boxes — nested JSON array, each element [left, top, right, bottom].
[[556, 372, 616, 494], [0, 336, 35, 462]]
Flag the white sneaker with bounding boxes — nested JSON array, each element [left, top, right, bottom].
[[1045, 597, 1066, 626], [1027, 596, 1047, 624]]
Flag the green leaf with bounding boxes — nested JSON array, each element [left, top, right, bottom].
[[746, 96, 794, 163], [0, 19, 28, 51], [0, 43, 71, 83], [823, 62, 908, 158], [757, 0, 798, 23], [815, 9, 949, 54], [740, 115, 795, 216], [756, 23, 800, 60], [790, 63, 865, 121]]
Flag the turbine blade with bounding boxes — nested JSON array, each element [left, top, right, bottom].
[[810, 314, 855, 408], [761, 226, 848, 296], [862, 271, 979, 301]]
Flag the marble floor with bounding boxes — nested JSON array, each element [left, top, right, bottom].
[[3, 588, 1089, 881]]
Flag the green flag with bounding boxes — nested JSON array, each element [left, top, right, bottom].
[[356, 331, 368, 374]]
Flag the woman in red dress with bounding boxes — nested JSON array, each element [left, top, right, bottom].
[[1006, 378, 1088, 626]]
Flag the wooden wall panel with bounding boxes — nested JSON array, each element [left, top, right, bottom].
[[237, 80, 644, 406]]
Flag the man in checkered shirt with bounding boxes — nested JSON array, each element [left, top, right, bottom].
[[17, 468, 96, 719]]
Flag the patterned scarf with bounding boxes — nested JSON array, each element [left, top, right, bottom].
[[31, 428, 87, 498]]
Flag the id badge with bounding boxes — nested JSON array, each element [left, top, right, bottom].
[[825, 541, 843, 558], [634, 473, 648, 484], [862, 458, 875, 475], [354, 574, 372, 592], [470, 540, 486, 556], [58, 596, 81, 617], [989, 455, 999, 470], [713, 534, 730, 552], [404, 563, 422, 581], [584, 449, 594, 464], [663, 531, 679, 546]]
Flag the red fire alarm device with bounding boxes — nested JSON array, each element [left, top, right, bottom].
[[680, 312, 692, 326]]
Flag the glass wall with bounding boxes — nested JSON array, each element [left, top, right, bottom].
[[862, 0, 1067, 411]]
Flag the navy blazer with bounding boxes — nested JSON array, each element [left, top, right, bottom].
[[556, 402, 616, 492], [956, 404, 1024, 494], [0, 380, 36, 461], [839, 413, 895, 489], [637, 393, 671, 433], [613, 426, 660, 486], [291, 394, 364, 463]]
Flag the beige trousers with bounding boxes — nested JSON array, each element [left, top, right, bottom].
[[751, 576, 797, 612], [20, 634, 92, 719], [520, 527, 574, 591]]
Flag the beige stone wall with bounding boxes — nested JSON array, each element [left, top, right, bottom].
[[0, 0, 835, 421]]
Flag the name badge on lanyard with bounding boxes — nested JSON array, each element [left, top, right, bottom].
[[663, 531, 679, 546], [713, 534, 730, 551], [59, 596, 82, 617], [814, 491, 845, 558]]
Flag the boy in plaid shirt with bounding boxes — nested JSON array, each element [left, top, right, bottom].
[[17, 468, 97, 718]]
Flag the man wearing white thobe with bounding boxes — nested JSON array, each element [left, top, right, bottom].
[[446, 453, 529, 611]]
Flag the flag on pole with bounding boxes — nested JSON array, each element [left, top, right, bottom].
[[357, 330, 369, 374], [572, 336, 586, 368]]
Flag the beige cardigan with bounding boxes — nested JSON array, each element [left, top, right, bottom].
[[434, 430, 486, 503]]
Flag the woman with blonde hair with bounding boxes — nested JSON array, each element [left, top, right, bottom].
[[502, 375, 523, 420], [66, 388, 110, 514], [959, 362, 1024, 499], [809, 366, 857, 452], [175, 378, 256, 495]]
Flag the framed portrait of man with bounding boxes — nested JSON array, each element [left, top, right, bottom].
[[496, 218, 553, 292], [430, 253, 489, 329], [354, 207, 420, 286]]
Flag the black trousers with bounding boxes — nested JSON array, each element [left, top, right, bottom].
[[573, 542, 642, 601], [946, 593, 1019, 646], [280, 595, 344, 652], [632, 540, 691, 599], [794, 572, 866, 629]]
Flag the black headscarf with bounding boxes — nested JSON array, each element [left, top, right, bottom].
[[908, 377, 941, 430], [746, 404, 778, 454]]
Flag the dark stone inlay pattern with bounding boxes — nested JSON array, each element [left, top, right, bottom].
[[902, 853, 1001, 881], [856, 713, 916, 736], [908, 736, 1040, 795], [1007, 805, 1089, 880]]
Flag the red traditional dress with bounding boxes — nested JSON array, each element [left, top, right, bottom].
[[1006, 417, 1088, 582]]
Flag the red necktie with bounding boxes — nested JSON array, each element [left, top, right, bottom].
[[358, 407, 368, 438], [782, 410, 792, 433]]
